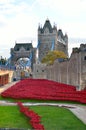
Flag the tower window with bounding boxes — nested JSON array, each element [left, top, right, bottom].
[[27, 48, 29, 50], [17, 48, 19, 51], [84, 56, 86, 60]]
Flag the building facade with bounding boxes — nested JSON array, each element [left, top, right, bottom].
[[38, 19, 68, 61]]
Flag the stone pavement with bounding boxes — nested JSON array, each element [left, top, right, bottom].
[[69, 104, 86, 125], [0, 82, 86, 125], [0, 81, 18, 94]]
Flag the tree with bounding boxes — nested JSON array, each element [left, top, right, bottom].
[[0, 56, 7, 65], [41, 50, 67, 65]]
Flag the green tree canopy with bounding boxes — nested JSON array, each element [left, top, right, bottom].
[[0, 56, 7, 65], [42, 50, 67, 65]]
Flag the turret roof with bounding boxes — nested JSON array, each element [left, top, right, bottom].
[[58, 29, 64, 38], [14, 43, 33, 51], [43, 19, 53, 33]]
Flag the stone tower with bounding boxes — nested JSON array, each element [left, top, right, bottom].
[[78, 44, 86, 90], [38, 19, 68, 61]]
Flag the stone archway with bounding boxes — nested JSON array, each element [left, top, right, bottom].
[[16, 57, 31, 68], [10, 42, 36, 69]]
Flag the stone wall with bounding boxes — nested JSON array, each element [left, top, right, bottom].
[[33, 63, 47, 79], [46, 52, 86, 90], [33, 50, 86, 90]]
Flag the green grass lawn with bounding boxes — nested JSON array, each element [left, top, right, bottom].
[[0, 105, 86, 130], [0, 106, 32, 129], [1, 95, 86, 106], [30, 106, 86, 130]]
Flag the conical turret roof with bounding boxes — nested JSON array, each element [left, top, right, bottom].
[[43, 19, 53, 33]]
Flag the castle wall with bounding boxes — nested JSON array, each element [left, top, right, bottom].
[[33, 63, 47, 79], [68, 53, 80, 87], [46, 54, 79, 88], [33, 51, 86, 90], [79, 51, 86, 89]]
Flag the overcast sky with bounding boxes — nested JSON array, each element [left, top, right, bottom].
[[0, 0, 86, 58]]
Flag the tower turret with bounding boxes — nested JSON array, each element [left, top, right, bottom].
[[38, 19, 69, 61]]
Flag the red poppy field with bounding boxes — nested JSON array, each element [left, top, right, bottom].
[[1, 79, 86, 104], [17, 102, 44, 130]]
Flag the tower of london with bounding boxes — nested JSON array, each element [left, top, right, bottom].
[[38, 19, 68, 61]]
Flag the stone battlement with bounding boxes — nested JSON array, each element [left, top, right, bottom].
[[33, 44, 86, 90]]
